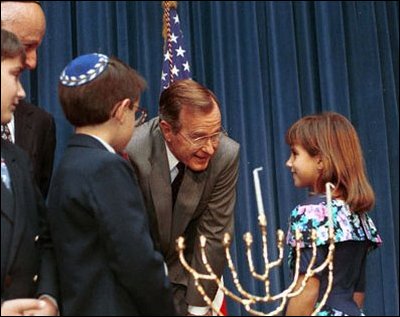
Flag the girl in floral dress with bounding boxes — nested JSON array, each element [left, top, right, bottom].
[[284, 112, 382, 316]]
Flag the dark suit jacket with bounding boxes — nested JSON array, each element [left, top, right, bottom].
[[1, 140, 58, 302], [47, 134, 176, 316], [126, 117, 240, 311], [14, 100, 56, 198]]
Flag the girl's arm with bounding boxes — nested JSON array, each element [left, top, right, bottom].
[[286, 275, 320, 316]]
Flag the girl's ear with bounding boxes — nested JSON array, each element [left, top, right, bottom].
[[316, 155, 324, 171]]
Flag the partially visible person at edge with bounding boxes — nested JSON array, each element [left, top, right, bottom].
[[1, 1, 56, 198], [126, 79, 240, 316], [284, 112, 382, 316], [47, 53, 177, 316], [1, 28, 58, 316]]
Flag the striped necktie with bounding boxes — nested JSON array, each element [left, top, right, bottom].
[[171, 162, 185, 208], [1, 125, 12, 143]]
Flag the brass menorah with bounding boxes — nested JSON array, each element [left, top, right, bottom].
[[176, 167, 335, 316]]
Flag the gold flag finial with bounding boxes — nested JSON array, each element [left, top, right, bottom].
[[162, 1, 178, 40], [162, 1, 178, 9]]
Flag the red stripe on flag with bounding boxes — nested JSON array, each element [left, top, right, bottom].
[[219, 297, 228, 316]]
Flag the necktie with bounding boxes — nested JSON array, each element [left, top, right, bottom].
[[118, 150, 130, 161], [171, 162, 185, 208], [1, 157, 12, 190], [1, 125, 12, 143]]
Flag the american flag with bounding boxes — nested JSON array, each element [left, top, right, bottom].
[[161, 3, 191, 91]]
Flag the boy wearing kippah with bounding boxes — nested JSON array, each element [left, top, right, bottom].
[[47, 53, 176, 315]]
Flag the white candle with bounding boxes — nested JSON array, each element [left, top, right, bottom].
[[325, 182, 334, 229], [253, 167, 265, 218]]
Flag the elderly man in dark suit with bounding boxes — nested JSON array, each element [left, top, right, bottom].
[[1, 1, 56, 198], [126, 79, 240, 316]]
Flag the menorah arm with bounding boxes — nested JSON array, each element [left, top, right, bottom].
[[244, 232, 266, 280], [244, 229, 284, 281], [312, 231, 335, 274], [176, 236, 216, 280], [176, 237, 225, 316], [270, 230, 304, 300], [311, 245, 335, 315], [207, 234, 268, 303], [266, 230, 285, 270], [178, 236, 257, 315], [191, 279, 225, 316], [287, 233, 335, 315], [288, 230, 318, 298], [240, 293, 289, 316]]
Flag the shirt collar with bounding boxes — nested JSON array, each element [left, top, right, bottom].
[[164, 141, 179, 172], [87, 134, 116, 154]]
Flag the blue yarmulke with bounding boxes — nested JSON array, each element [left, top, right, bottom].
[[59, 53, 109, 87]]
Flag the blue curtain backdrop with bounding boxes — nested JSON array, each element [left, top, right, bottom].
[[23, 1, 398, 315]]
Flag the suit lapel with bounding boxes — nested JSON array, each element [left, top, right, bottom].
[[1, 182, 14, 223], [14, 102, 34, 147], [2, 146, 26, 273], [169, 166, 208, 255], [149, 132, 173, 255]]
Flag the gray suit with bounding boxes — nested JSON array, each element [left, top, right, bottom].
[[126, 117, 240, 312]]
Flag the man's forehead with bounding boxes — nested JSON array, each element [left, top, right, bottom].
[[1, 12, 45, 44], [1, 2, 45, 26]]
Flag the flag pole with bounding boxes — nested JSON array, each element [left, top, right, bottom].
[[162, 1, 178, 82]]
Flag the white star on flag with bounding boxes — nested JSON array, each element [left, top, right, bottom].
[[175, 46, 186, 57], [183, 61, 190, 72], [164, 50, 172, 62], [170, 33, 178, 43], [171, 65, 180, 76]]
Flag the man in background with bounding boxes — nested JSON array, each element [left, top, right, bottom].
[[1, 1, 56, 198]]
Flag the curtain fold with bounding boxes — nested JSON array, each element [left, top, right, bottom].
[[23, 1, 398, 315]]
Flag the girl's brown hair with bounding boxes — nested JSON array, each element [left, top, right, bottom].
[[286, 112, 375, 212]]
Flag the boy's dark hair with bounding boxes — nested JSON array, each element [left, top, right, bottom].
[[1, 28, 26, 61], [59, 56, 147, 127]]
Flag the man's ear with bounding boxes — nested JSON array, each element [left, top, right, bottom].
[[112, 98, 131, 122], [159, 119, 173, 142]]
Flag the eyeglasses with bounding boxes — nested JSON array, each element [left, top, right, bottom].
[[134, 107, 148, 127], [178, 128, 226, 148]]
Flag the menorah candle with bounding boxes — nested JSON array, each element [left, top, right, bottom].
[[253, 167, 265, 219], [325, 182, 334, 229]]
